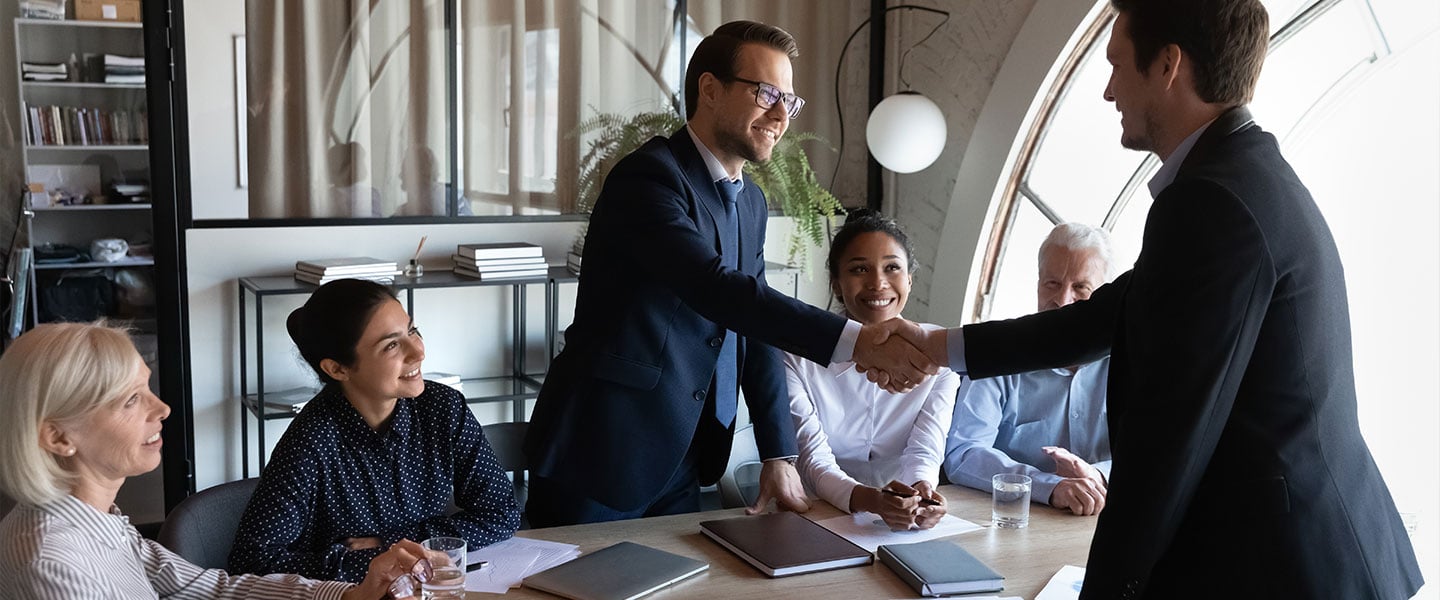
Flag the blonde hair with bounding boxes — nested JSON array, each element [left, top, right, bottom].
[[0, 322, 141, 507]]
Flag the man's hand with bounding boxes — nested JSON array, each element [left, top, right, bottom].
[[343, 539, 427, 600], [911, 480, 948, 530], [747, 459, 811, 515], [1043, 446, 1105, 486], [853, 318, 940, 393], [1049, 477, 1107, 516]]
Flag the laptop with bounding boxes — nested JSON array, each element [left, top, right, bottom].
[[522, 541, 708, 600]]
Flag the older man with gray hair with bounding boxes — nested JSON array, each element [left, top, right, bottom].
[[944, 223, 1115, 516]]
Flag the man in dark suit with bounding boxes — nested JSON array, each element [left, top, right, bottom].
[[886, 1, 1423, 597], [524, 21, 934, 527]]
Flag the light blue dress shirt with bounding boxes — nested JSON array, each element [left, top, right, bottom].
[[944, 358, 1112, 505]]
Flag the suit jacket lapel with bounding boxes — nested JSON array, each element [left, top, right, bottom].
[[668, 127, 729, 249]]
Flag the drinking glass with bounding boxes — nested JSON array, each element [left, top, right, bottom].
[[992, 473, 1032, 528], [421, 537, 467, 599]]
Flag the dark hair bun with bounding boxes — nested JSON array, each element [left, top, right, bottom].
[[843, 208, 883, 225]]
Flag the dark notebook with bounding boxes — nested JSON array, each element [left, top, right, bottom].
[[522, 541, 707, 600], [699, 511, 872, 577], [877, 539, 1004, 596]]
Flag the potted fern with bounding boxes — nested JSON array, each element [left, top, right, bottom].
[[572, 108, 844, 268]]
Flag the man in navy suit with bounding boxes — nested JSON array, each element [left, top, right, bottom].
[[884, 1, 1422, 597], [524, 21, 935, 527]]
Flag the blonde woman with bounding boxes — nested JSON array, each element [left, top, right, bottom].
[[0, 322, 426, 599]]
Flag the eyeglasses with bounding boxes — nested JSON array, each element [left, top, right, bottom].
[[729, 76, 806, 119]]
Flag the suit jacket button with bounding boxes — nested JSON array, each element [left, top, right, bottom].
[[693, 390, 706, 401], [708, 337, 723, 348]]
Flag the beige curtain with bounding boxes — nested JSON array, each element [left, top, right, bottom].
[[459, 0, 676, 216], [247, 0, 447, 218]]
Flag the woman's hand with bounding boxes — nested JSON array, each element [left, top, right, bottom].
[[851, 480, 922, 530], [344, 537, 382, 551], [341, 539, 429, 600], [911, 480, 948, 530]]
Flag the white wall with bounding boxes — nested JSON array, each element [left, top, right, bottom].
[[184, 0, 247, 219]]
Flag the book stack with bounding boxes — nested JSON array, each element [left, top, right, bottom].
[[423, 372, 463, 393], [21, 62, 68, 82], [102, 54, 145, 84], [294, 257, 400, 286], [566, 250, 582, 275], [452, 242, 547, 281]]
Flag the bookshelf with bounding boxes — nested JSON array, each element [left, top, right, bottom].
[[235, 268, 576, 476], [13, 16, 153, 326]]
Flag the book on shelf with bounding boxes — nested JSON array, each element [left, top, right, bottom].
[[566, 251, 582, 275], [294, 271, 399, 286], [423, 371, 463, 392], [699, 511, 871, 577], [522, 541, 707, 600], [456, 242, 543, 260], [253, 386, 320, 414], [294, 257, 399, 275], [453, 265, 547, 281], [877, 539, 1004, 597], [449, 254, 546, 268], [449, 260, 549, 273]]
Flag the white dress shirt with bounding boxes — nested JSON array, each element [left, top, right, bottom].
[[0, 494, 351, 600], [784, 323, 961, 512]]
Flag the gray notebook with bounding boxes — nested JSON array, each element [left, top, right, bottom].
[[522, 541, 708, 600]]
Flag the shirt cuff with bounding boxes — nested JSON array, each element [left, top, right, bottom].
[[946, 326, 968, 374], [830, 319, 863, 364]]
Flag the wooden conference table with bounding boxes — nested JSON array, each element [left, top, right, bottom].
[[469, 485, 1096, 599]]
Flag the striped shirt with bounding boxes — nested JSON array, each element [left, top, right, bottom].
[[0, 494, 352, 600]]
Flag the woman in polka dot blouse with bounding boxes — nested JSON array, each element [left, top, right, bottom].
[[229, 279, 521, 582]]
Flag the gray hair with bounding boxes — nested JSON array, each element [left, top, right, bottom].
[[1038, 222, 1116, 281], [0, 322, 141, 507]]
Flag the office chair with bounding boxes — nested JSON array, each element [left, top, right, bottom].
[[482, 421, 530, 527], [717, 423, 764, 509], [156, 478, 259, 569]]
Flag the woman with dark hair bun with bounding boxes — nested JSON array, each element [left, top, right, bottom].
[[784, 210, 961, 530], [230, 279, 520, 582]]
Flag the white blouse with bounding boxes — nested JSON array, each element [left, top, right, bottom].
[[783, 323, 961, 512]]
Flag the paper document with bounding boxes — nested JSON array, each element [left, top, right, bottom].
[[1034, 565, 1086, 600], [464, 537, 581, 593], [814, 511, 982, 553]]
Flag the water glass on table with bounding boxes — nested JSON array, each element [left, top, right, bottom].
[[420, 537, 467, 599], [992, 473, 1032, 528]]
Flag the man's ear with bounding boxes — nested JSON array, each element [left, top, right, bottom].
[[698, 72, 724, 109], [1159, 43, 1184, 90], [320, 358, 349, 382], [39, 421, 73, 457]]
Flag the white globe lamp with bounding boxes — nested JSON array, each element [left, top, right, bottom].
[[865, 91, 947, 173]]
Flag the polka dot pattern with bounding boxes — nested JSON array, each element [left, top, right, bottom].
[[228, 381, 520, 582]]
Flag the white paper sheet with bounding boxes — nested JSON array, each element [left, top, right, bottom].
[[463, 537, 582, 593], [813, 511, 983, 553], [1034, 565, 1086, 600]]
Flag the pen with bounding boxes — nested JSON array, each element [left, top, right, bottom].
[[881, 487, 942, 506], [466, 560, 489, 572]]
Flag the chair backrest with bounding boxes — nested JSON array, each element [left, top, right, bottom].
[[482, 421, 529, 472], [717, 423, 764, 509], [156, 478, 259, 570]]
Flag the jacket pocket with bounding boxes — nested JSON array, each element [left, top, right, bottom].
[[591, 353, 662, 390]]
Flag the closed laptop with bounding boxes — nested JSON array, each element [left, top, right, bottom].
[[522, 541, 708, 600]]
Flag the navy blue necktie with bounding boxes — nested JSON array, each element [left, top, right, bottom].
[[713, 178, 742, 428]]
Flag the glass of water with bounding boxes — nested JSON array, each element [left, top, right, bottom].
[[420, 537, 467, 599], [992, 473, 1032, 528]]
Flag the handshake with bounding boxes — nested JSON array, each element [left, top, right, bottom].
[[852, 318, 949, 393]]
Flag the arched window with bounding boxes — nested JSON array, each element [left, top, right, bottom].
[[975, 0, 1438, 580]]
